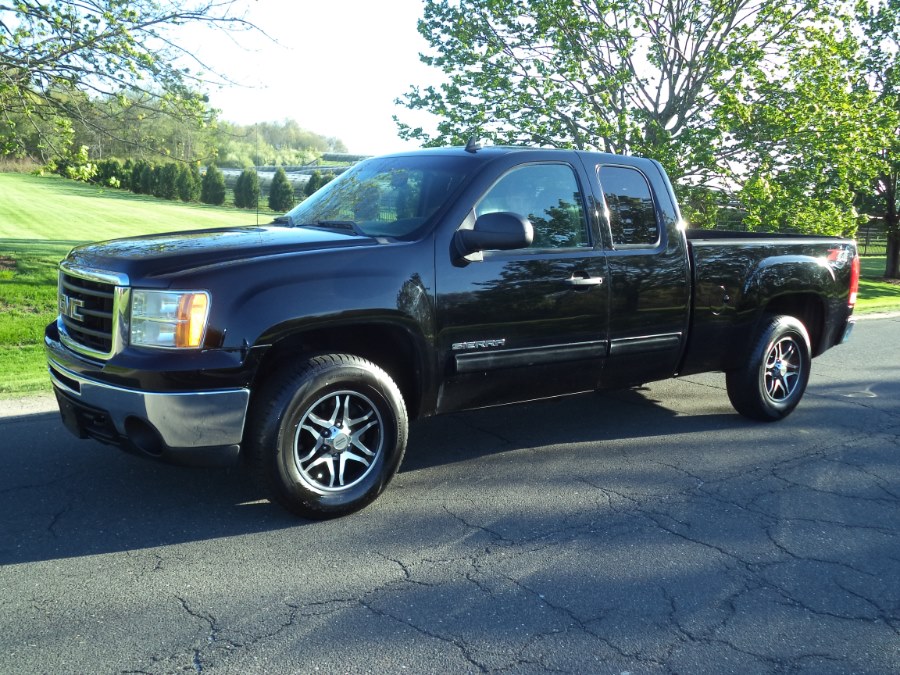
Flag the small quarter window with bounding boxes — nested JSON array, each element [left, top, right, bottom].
[[599, 166, 660, 247], [476, 164, 589, 249]]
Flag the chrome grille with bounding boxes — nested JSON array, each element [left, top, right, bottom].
[[57, 263, 129, 360]]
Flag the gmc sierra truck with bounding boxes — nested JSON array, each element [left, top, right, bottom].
[[45, 146, 860, 518]]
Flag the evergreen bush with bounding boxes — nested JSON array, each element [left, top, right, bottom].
[[122, 159, 134, 190], [139, 163, 155, 195], [176, 163, 199, 202], [131, 160, 148, 194], [158, 163, 179, 200], [304, 170, 322, 197], [151, 165, 164, 198], [268, 167, 295, 212], [201, 164, 226, 205], [234, 168, 259, 209], [233, 170, 246, 208], [94, 158, 124, 188]]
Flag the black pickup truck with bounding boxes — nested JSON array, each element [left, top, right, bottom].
[[45, 146, 860, 517]]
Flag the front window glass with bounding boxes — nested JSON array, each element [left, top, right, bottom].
[[281, 156, 472, 239], [475, 164, 590, 249]]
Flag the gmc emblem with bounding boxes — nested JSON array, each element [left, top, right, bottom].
[[60, 295, 86, 322]]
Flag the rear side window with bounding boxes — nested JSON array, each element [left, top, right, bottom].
[[476, 164, 589, 249], [598, 166, 660, 247]]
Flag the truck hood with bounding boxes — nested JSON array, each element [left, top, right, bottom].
[[65, 225, 379, 281]]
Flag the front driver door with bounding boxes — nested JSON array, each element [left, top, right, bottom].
[[435, 160, 610, 413]]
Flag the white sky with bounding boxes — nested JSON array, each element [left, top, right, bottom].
[[184, 0, 441, 155]]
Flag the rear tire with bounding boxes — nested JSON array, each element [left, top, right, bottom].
[[726, 315, 811, 422], [246, 354, 408, 518]]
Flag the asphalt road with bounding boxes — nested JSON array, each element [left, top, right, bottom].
[[1, 316, 898, 674]]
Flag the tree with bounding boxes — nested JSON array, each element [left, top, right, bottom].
[[399, 0, 839, 184], [397, 0, 891, 238], [201, 164, 226, 205], [131, 160, 148, 194], [158, 163, 179, 200], [269, 167, 295, 212], [139, 163, 156, 195], [233, 170, 248, 208], [0, 1, 258, 158], [857, 0, 900, 278], [305, 170, 323, 197], [151, 165, 165, 198], [722, 26, 886, 236], [234, 167, 259, 209], [176, 163, 200, 202]]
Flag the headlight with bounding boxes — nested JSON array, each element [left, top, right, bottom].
[[130, 290, 210, 349]]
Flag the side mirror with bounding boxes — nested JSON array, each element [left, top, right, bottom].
[[455, 212, 533, 255]]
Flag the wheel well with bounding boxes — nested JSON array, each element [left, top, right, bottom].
[[251, 323, 424, 420], [763, 294, 825, 356]]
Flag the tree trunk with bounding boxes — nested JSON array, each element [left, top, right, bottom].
[[883, 172, 899, 279], [886, 233, 900, 280]]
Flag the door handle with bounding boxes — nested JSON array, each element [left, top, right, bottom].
[[564, 274, 604, 287]]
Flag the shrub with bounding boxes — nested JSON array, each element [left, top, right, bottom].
[[54, 145, 96, 182], [94, 158, 125, 188], [304, 170, 322, 197], [122, 158, 133, 190], [158, 163, 179, 200], [201, 164, 226, 205], [131, 160, 148, 194], [176, 163, 199, 202], [151, 165, 165, 198], [234, 168, 259, 209], [139, 163, 155, 195], [268, 167, 295, 212], [233, 170, 246, 208]]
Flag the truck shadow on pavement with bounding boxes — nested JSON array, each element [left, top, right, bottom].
[[0, 385, 759, 566]]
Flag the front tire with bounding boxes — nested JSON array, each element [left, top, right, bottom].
[[246, 354, 408, 518], [726, 315, 811, 421]]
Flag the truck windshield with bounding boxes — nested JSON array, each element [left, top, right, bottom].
[[280, 156, 473, 239]]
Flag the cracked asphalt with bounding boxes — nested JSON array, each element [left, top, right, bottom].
[[1, 315, 898, 674]]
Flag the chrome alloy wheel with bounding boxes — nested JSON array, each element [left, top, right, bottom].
[[293, 391, 384, 494], [763, 336, 803, 403]]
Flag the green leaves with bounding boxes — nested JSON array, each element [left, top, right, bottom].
[[1, 0, 256, 158], [233, 167, 260, 210], [200, 163, 226, 206], [268, 167, 295, 212], [721, 24, 888, 236], [399, 0, 897, 239]]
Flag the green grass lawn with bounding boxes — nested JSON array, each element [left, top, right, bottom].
[[857, 256, 900, 314], [1, 172, 898, 398], [0, 173, 263, 397]]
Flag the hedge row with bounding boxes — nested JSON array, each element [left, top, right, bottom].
[[51, 147, 332, 212]]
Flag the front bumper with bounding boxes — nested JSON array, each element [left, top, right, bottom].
[[48, 358, 250, 466]]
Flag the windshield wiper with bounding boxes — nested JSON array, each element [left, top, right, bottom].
[[272, 215, 291, 224], [304, 220, 361, 235]]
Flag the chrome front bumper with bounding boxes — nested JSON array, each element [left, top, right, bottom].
[[48, 359, 250, 465]]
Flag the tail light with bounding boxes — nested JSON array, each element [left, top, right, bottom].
[[827, 247, 859, 309], [848, 254, 860, 309]]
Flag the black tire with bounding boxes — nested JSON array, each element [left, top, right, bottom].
[[726, 315, 811, 422], [245, 354, 408, 518]]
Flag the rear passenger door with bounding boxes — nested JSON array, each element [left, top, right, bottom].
[[592, 163, 691, 387]]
